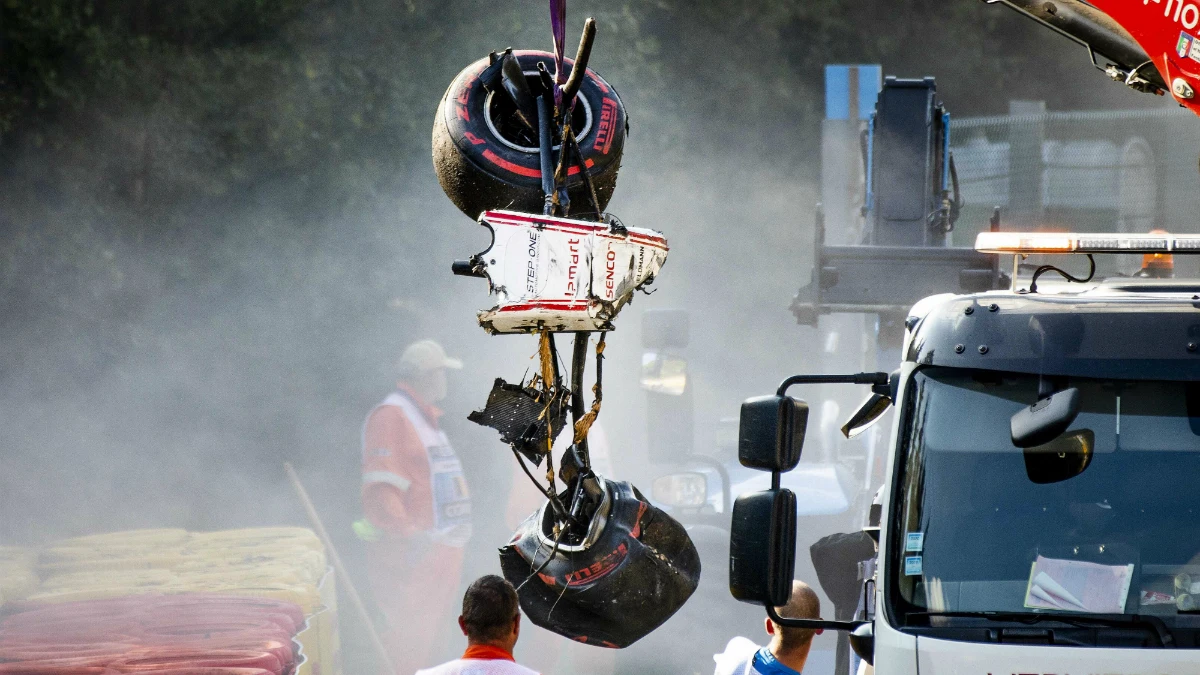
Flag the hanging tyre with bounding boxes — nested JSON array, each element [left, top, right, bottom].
[[432, 50, 627, 219]]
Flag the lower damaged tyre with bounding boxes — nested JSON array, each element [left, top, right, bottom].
[[499, 478, 700, 648]]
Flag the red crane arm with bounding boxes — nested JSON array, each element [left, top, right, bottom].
[[1089, 0, 1200, 115]]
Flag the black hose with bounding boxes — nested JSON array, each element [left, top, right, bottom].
[[593, 333, 605, 409], [1029, 254, 1095, 293], [518, 522, 565, 591], [547, 330, 562, 387], [949, 152, 962, 226], [570, 332, 590, 467]]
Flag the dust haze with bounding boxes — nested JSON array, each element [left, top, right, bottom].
[[0, 0, 1181, 672]]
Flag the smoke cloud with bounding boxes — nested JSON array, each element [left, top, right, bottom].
[[0, 0, 1176, 672]]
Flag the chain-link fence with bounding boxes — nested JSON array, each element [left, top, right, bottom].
[[950, 107, 1200, 241]]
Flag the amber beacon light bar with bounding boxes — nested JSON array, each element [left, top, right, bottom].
[[975, 232, 1200, 255]]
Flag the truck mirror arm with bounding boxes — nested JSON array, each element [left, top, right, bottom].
[[764, 606, 876, 667], [764, 603, 866, 632], [776, 372, 891, 397]]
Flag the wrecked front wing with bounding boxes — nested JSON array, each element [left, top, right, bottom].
[[458, 210, 668, 334]]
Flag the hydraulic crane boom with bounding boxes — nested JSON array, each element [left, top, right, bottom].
[[991, 0, 1200, 116]]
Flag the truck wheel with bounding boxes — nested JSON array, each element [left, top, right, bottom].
[[432, 50, 627, 219]]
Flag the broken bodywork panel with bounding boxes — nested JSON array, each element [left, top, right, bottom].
[[467, 377, 570, 465], [458, 210, 668, 334], [499, 478, 700, 648]]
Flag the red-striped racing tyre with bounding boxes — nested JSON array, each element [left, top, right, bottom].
[[432, 50, 627, 219]]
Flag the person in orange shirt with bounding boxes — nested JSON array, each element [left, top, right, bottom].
[[359, 339, 471, 674], [416, 575, 540, 675]]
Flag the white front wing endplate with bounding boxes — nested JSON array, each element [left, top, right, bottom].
[[467, 210, 668, 334]]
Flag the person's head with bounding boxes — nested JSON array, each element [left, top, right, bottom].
[[397, 339, 462, 403], [765, 581, 823, 657], [457, 575, 521, 651]]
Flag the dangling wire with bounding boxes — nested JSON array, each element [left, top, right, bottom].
[[1029, 254, 1095, 293], [513, 329, 571, 517], [517, 516, 566, 591], [511, 446, 568, 518]]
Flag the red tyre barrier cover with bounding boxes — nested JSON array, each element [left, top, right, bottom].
[[140, 611, 297, 635], [141, 596, 304, 631], [135, 622, 289, 642], [102, 670, 274, 675], [160, 640, 294, 668], [0, 643, 132, 661], [0, 658, 112, 667], [107, 649, 280, 673], [0, 594, 305, 675]]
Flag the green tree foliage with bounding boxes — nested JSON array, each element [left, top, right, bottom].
[[0, 0, 1138, 217]]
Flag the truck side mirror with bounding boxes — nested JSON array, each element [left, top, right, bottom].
[[739, 396, 808, 471], [841, 369, 899, 439], [840, 393, 891, 439], [729, 489, 797, 606]]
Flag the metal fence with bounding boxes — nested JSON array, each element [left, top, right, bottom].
[[949, 106, 1200, 249]]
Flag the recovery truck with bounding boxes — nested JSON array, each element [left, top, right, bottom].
[[728, 2, 1200, 674]]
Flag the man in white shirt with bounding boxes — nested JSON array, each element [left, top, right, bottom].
[[713, 581, 824, 675], [416, 575, 539, 675]]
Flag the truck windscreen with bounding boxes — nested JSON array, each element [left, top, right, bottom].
[[891, 367, 1200, 624]]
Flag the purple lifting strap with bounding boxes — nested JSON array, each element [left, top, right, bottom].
[[549, 0, 566, 110]]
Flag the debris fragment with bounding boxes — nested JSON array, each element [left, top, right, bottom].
[[468, 377, 569, 466]]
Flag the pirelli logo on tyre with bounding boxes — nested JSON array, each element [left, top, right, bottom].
[[593, 97, 619, 155], [455, 72, 477, 123], [562, 541, 629, 587]]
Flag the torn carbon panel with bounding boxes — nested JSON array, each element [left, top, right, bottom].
[[467, 377, 570, 465]]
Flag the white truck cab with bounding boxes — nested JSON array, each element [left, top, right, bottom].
[[731, 232, 1200, 675]]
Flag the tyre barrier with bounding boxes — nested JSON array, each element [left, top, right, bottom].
[[0, 658, 111, 667], [0, 595, 300, 674], [108, 649, 281, 672], [101, 670, 276, 675], [1, 528, 343, 675]]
